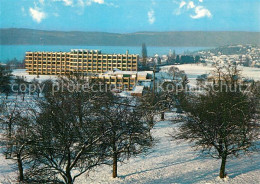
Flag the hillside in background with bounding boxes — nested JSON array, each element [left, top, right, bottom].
[[1, 28, 260, 46]]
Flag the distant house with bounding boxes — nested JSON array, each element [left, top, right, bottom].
[[95, 69, 153, 91], [130, 86, 144, 97]]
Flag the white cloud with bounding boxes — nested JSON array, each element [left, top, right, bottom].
[[106, 2, 119, 8], [54, 0, 112, 8], [86, 0, 105, 6], [190, 6, 212, 19], [174, 0, 212, 19], [148, 9, 155, 24], [52, 0, 74, 6], [63, 0, 73, 6], [93, 0, 104, 4], [187, 1, 195, 9], [179, 1, 186, 8], [29, 7, 46, 23]]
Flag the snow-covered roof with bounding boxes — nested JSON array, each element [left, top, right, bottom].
[[131, 85, 144, 94], [102, 69, 153, 77]]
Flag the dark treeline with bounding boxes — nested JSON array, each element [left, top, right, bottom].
[[170, 55, 201, 64], [1, 58, 25, 69]]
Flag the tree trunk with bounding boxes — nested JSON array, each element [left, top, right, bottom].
[[219, 155, 227, 178], [161, 112, 165, 120], [66, 173, 73, 184], [17, 153, 24, 182], [66, 150, 73, 184], [112, 153, 118, 178]]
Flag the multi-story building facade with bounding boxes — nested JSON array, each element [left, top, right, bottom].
[[24, 49, 148, 91], [95, 70, 152, 91], [25, 49, 138, 75]]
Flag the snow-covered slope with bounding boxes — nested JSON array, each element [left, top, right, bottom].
[[174, 64, 260, 82], [0, 138, 17, 183], [12, 69, 57, 82], [0, 113, 259, 183], [161, 64, 260, 87], [75, 113, 260, 184]]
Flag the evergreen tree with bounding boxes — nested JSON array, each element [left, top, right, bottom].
[[142, 43, 148, 66]]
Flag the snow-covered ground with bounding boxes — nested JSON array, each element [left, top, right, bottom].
[[0, 147, 17, 183], [13, 65, 260, 87], [0, 113, 259, 184], [160, 64, 260, 87], [1, 66, 259, 183], [75, 113, 260, 184], [12, 69, 57, 82]]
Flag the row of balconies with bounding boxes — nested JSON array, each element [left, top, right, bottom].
[[27, 62, 136, 67], [69, 67, 136, 70], [26, 58, 70, 61], [26, 58, 137, 62], [26, 53, 70, 57], [70, 59, 137, 62], [70, 53, 137, 57], [31, 69, 67, 72], [27, 64, 136, 69], [26, 55, 137, 60], [70, 63, 136, 66], [26, 51, 138, 57], [70, 59, 137, 63], [35, 62, 67, 65], [26, 65, 70, 69], [71, 56, 138, 60], [70, 63, 135, 67], [28, 64, 136, 68]]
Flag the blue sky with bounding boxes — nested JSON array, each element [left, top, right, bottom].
[[0, 0, 259, 33]]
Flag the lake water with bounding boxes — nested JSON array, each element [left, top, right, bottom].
[[0, 45, 211, 62]]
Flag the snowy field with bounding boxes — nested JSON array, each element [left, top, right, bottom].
[[0, 113, 259, 184], [76, 113, 260, 184], [160, 64, 260, 87], [12, 69, 58, 82], [1, 67, 259, 183], [12, 65, 260, 85]]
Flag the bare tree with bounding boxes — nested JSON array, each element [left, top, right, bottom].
[[26, 76, 109, 184], [96, 95, 153, 178], [0, 98, 35, 182], [171, 66, 260, 179], [0, 65, 12, 98], [14, 76, 28, 101], [138, 91, 159, 127]]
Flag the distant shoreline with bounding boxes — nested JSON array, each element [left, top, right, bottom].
[[1, 28, 259, 46], [0, 45, 210, 62]]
